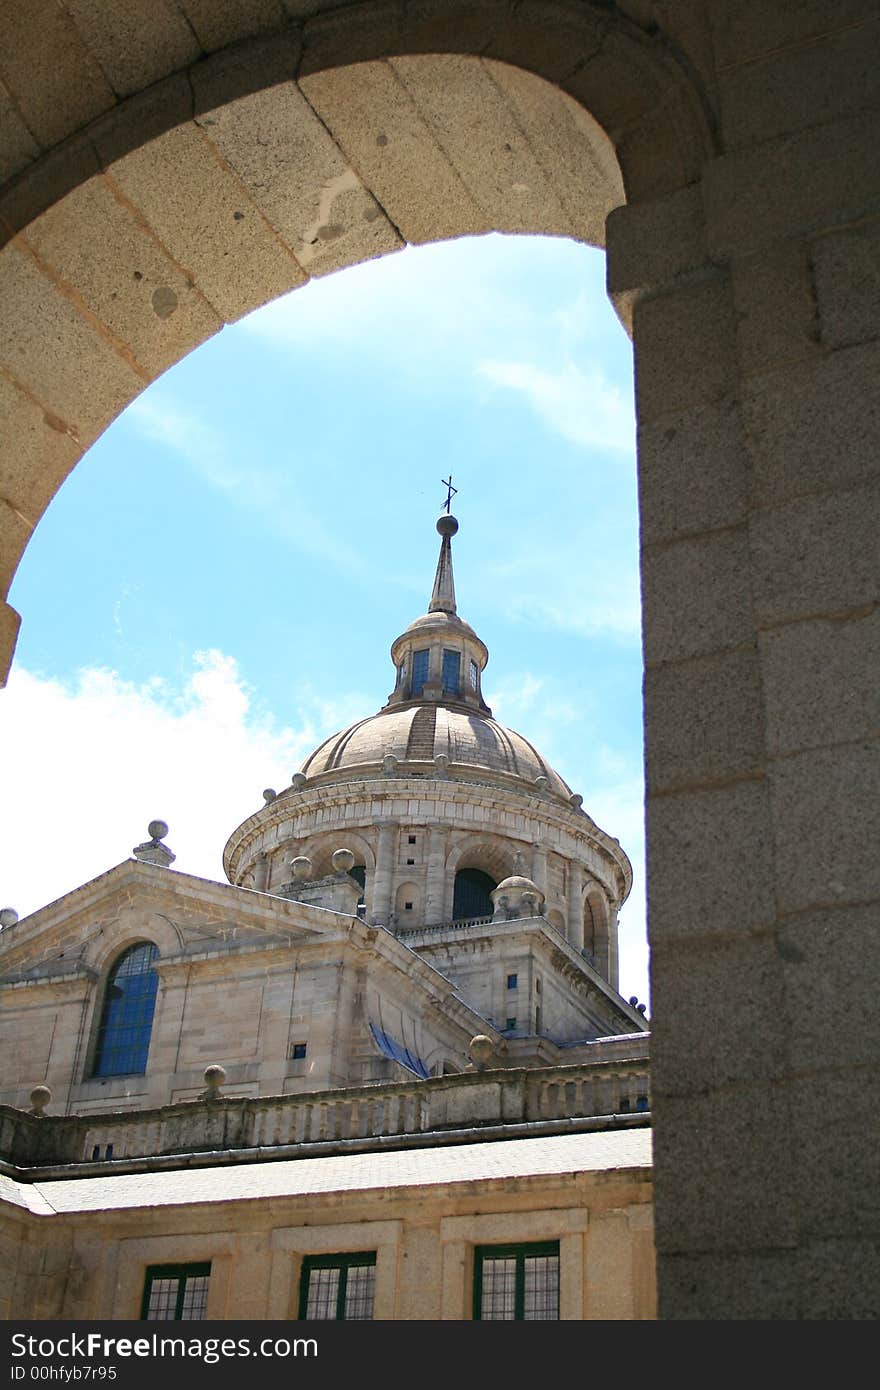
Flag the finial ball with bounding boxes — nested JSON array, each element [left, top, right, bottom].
[[148, 820, 169, 841], [436, 514, 459, 538], [0, 908, 18, 929]]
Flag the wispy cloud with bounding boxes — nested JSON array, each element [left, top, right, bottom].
[[477, 359, 635, 454], [0, 654, 362, 919]]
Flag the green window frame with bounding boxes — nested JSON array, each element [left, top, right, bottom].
[[298, 1252, 377, 1320], [473, 1241, 560, 1320], [141, 1263, 211, 1320]]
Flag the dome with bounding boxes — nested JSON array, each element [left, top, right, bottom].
[[298, 703, 573, 800]]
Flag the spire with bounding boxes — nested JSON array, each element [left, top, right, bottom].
[[429, 514, 458, 614]]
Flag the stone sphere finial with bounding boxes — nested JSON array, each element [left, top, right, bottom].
[[468, 1035, 494, 1071], [0, 908, 19, 929], [332, 848, 355, 874], [262, 788, 277, 804], [569, 793, 583, 810], [201, 1065, 226, 1101], [436, 513, 459, 538], [148, 819, 169, 841], [28, 1084, 51, 1116], [290, 855, 312, 881], [291, 772, 307, 790]]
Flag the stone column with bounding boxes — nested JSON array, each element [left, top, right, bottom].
[[370, 821, 398, 927], [424, 826, 448, 926], [254, 852, 269, 892], [567, 863, 584, 951]]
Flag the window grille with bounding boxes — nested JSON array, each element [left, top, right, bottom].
[[473, 1243, 559, 1320], [442, 648, 461, 695], [299, 1253, 377, 1320], [411, 649, 429, 695], [141, 1264, 211, 1321], [93, 942, 159, 1077]]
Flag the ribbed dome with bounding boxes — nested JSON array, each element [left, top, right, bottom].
[[299, 704, 572, 799]]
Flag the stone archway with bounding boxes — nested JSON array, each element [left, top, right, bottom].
[[1, 0, 876, 1321]]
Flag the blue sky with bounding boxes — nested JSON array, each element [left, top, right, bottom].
[[1, 232, 649, 1006]]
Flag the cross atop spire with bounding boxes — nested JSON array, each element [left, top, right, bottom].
[[429, 512, 458, 614], [441, 474, 458, 514]]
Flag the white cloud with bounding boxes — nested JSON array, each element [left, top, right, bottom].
[[477, 358, 635, 454], [0, 654, 350, 920]]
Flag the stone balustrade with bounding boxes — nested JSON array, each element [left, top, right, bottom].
[[0, 1056, 650, 1175]]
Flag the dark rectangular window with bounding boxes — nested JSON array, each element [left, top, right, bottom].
[[473, 1243, 559, 1320], [507, 973, 518, 989], [291, 1042, 307, 1060], [469, 659, 479, 691], [141, 1264, 211, 1321], [442, 648, 461, 694], [299, 1253, 376, 1320], [506, 1017, 517, 1030], [408, 835, 416, 845], [411, 649, 429, 695]]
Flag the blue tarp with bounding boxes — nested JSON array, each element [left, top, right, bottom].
[[369, 1022, 431, 1079]]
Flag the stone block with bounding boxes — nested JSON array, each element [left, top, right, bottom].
[[0, 79, 39, 187], [768, 742, 879, 913], [606, 184, 707, 300], [645, 779, 775, 939], [718, 16, 880, 152], [0, 0, 115, 148], [812, 219, 880, 351], [651, 1084, 797, 1252], [644, 644, 765, 793], [298, 0, 407, 74], [23, 176, 222, 378], [657, 1248, 800, 1319], [749, 480, 880, 626], [742, 340, 880, 506], [0, 244, 142, 440], [710, 0, 876, 69], [299, 59, 489, 245], [177, 0, 287, 53], [795, 1237, 880, 1320], [0, 601, 20, 686], [759, 608, 879, 756], [62, 0, 201, 99], [641, 526, 754, 665], [776, 905, 880, 1073], [0, 135, 101, 247], [787, 1072, 880, 1240], [732, 244, 820, 378], [193, 71, 401, 275], [0, 495, 30, 591], [637, 396, 748, 545], [702, 111, 880, 257], [650, 933, 786, 1091], [389, 55, 571, 238], [108, 123, 306, 323], [632, 276, 738, 423], [190, 26, 301, 112]]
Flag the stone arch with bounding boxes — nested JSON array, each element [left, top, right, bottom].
[[0, 1, 716, 681], [393, 880, 421, 928], [583, 884, 610, 975]]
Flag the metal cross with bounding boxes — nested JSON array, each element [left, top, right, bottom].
[[441, 475, 458, 513]]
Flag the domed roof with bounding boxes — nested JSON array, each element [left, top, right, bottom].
[[299, 703, 573, 799]]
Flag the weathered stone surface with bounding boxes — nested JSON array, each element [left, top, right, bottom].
[[742, 340, 880, 506], [23, 176, 222, 378], [107, 123, 306, 323], [644, 645, 765, 793], [645, 780, 775, 939], [710, 0, 877, 70], [759, 608, 879, 756], [0, 601, 19, 686], [776, 905, 880, 1073], [749, 480, 880, 626], [633, 277, 738, 422], [0, 0, 115, 149], [0, 79, 40, 187], [732, 244, 821, 378], [657, 1248, 800, 1320], [62, 0, 201, 99], [812, 219, 880, 351], [0, 373, 82, 534], [637, 397, 748, 545], [606, 184, 707, 300], [641, 526, 754, 665], [650, 934, 786, 1091], [178, 0, 287, 53], [768, 742, 880, 913], [787, 1072, 880, 1239]]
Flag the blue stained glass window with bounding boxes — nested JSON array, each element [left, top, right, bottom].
[[411, 649, 429, 695], [442, 648, 461, 694], [93, 942, 159, 1077]]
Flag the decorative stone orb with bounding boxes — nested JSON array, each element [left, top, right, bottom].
[[148, 820, 169, 841], [203, 1064, 226, 1091], [290, 856, 312, 881], [569, 794, 583, 809], [291, 772, 307, 790], [468, 1035, 494, 1070], [534, 775, 549, 789], [332, 848, 355, 874], [437, 514, 459, 538], [0, 908, 18, 929], [262, 788, 277, 804], [29, 1084, 51, 1116], [383, 753, 399, 775]]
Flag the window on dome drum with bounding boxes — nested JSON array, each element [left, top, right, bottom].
[[291, 1042, 307, 1060], [473, 1243, 560, 1320], [298, 1253, 376, 1320], [411, 648, 429, 695], [507, 973, 518, 989], [470, 658, 479, 691], [93, 942, 159, 1077], [141, 1264, 211, 1321], [452, 868, 496, 921], [442, 648, 461, 695]]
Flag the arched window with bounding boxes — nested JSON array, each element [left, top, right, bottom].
[[93, 942, 159, 1077], [453, 868, 496, 921]]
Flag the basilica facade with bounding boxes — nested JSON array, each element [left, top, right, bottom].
[[0, 516, 654, 1321]]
